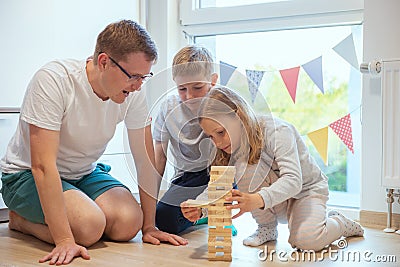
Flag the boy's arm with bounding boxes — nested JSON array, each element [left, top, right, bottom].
[[154, 141, 168, 177], [128, 126, 187, 246]]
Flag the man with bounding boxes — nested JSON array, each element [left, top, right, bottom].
[[0, 20, 186, 265]]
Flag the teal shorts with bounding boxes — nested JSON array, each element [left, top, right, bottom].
[[0, 163, 129, 224]]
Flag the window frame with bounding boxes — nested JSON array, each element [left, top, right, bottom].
[[180, 0, 363, 37], [180, 0, 364, 208]]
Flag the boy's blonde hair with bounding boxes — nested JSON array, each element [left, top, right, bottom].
[[172, 45, 214, 80], [94, 20, 158, 64], [198, 86, 264, 166]]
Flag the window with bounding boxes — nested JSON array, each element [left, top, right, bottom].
[[181, 0, 363, 208], [199, 0, 287, 8]]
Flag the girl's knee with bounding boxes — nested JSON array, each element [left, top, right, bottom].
[[289, 229, 328, 251], [289, 238, 327, 251]]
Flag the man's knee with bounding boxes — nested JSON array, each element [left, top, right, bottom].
[[71, 209, 106, 246]]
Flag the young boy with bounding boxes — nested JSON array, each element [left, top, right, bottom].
[[153, 45, 218, 234]]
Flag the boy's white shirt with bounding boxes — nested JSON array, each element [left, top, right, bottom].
[[152, 94, 214, 179]]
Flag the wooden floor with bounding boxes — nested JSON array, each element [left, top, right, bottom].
[[0, 212, 399, 266]]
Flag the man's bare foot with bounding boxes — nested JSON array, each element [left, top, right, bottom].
[[8, 210, 27, 234]]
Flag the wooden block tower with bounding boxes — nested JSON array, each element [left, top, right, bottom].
[[207, 166, 235, 262]]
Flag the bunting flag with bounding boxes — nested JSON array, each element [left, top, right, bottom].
[[307, 127, 329, 165], [302, 56, 324, 94], [218, 33, 360, 104], [329, 114, 354, 154], [219, 61, 237, 86], [246, 70, 265, 104], [279, 66, 300, 103], [332, 34, 359, 70], [211, 32, 360, 163]]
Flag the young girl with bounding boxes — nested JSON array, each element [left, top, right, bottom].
[[181, 86, 364, 251]]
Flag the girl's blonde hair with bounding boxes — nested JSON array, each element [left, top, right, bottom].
[[198, 86, 264, 165]]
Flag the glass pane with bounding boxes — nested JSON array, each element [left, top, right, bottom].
[[199, 0, 290, 8], [195, 25, 362, 207]]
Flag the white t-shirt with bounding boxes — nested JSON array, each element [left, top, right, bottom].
[[152, 94, 214, 178], [0, 59, 151, 180]]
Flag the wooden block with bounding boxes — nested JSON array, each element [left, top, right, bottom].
[[207, 193, 225, 201], [210, 166, 236, 173], [208, 205, 227, 211], [208, 209, 229, 215], [209, 220, 232, 226], [210, 173, 235, 179], [208, 226, 231, 234], [209, 177, 234, 183], [209, 228, 232, 236], [208, 217, 231, 224], [208, 240, 232, 247], [209, 221, 232, 227], [208, 211, 231, 218], [183, 199, 210, 207], [210, 169, 235, 175], [208, 236, 231, 243], [209, 204, 231, 209], [210, 173, 234, 180], [208, 246, 232, 253], [208, 184, 231, 191], [210, 172, 235, 180], [208, 214, 231, 220], [207, 194, 227, 201], [208, 253, 232, 262], [208, 220, 232, 227], [209, 199, 229, 206]]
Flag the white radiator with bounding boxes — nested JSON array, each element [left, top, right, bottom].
[[361, 59, 400, 233], [381, 60, 400, 188]]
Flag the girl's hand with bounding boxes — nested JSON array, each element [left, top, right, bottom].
[[39, 238, 90, 265], [225, 189, 265, 219], [180, 201, 202, 222]]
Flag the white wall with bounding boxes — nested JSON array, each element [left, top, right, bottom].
[[0, 0, 140, 107], [145, 0, 187, 190], [145, 0, 186, 109], [362, 0, 400, 213]]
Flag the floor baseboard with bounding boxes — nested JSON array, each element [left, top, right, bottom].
[[0, 208, 9, 223], [360, 209, 400, 229]]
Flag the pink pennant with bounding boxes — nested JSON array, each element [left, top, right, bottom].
[[329, 114, 354, 154], [279, 66, 300, 103]]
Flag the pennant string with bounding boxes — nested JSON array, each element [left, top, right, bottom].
[[299, 105, 361, 138], [218, 32, 361, 158]]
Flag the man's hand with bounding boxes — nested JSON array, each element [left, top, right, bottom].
[[225, 189, 265, 219], [142, 226, 188, 246], [39, 238, 90, 265]]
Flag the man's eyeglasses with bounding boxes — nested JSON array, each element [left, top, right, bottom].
[[105, 53, 153, 83]]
